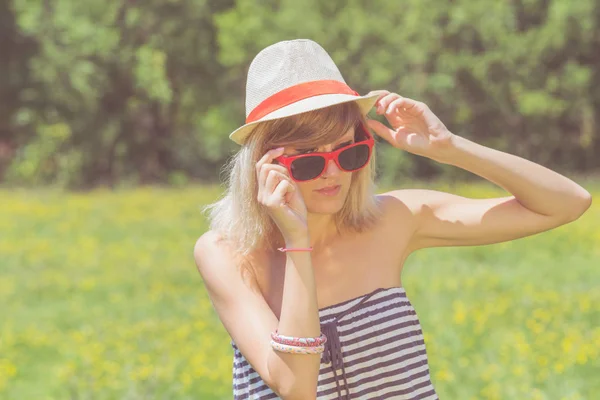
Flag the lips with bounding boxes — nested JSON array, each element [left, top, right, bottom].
[[315, 185, 341, 195]]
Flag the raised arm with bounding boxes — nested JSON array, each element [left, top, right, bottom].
[[366, 90, 592, 251], [384, 188, 587, 251]]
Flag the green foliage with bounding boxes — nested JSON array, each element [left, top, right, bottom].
[[1, 0, 599, 187], [6, 123, 83, 187]]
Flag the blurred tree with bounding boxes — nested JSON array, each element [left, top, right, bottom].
[[0, 0, 38, 180], [6, 0, 236, 188], [2, 0, 599, 187]]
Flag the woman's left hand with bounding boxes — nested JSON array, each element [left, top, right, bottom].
[[366, 90, 457, 162]]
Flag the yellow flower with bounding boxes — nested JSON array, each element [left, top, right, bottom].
[[435, 369, 454, 382], [452, 300, 466, 325]]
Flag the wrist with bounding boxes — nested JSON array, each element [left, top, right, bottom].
[[283, 233, 310, 248], [434, 133, 466, 165]]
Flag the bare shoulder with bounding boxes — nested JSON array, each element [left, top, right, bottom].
[[371, 190, 423, 257], [375, 189, 423, 228], [194, 230, 226, 275], [376, 187, 461, 222], [194, 229, 231, 267], [375, 188, 462, 254], [193, 230, 258, 293], [378, 188, 442, 213]]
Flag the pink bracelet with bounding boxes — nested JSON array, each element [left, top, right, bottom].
[[271, 330, 328, 347], [277, 247, 313, 252], [270, 340, 325, 355]]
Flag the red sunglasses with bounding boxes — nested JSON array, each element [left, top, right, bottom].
[[273, 124, 375, 182]]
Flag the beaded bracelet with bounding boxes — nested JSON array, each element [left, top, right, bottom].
[[270, 340, 325, 355], [271, 330, 328, 347]]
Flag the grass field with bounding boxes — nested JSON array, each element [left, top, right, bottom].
[[1, 180, 599, 399]]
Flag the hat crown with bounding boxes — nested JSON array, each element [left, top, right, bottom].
[[245, 39, 347, 118]]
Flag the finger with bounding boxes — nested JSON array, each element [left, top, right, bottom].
[[366, 90, 391, 113], [369, 119, 415, 150], [258, 151, 287, 189], [259, 163, 289, 191], [255, 147, 285, 177], [376, 98, 410, 124], [267, 163, 290, 176], [387, 97, 446, 131], [382, 98, 414, 128], [385, 96, 426, 116], [270, 179, 295, 208], [265, 170, 289, 196], [366, 89, 390, 103], [366, 119, 398, 145], [374, 93, 402, 114]]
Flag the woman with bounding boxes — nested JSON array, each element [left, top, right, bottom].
[[194, 39, 592, 400]]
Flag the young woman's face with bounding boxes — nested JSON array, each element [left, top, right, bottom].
[[282, 126, 356, 215]]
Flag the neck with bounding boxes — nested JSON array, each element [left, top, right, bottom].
[[306, 212, 339, 249]]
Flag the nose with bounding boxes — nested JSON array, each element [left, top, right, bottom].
[[322, 158, 341, 178]]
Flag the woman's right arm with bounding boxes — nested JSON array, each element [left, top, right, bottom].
[[194, 231, 321, 400]]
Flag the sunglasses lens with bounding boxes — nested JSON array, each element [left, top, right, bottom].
[[339, 144, 370, 171], [290, 156, 326, 181]]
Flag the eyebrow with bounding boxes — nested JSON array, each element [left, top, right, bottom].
[[294, 137, 354, 153], [336, 135, 355, 145], [334, 139, 354, 148]]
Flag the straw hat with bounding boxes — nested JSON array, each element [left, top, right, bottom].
[[229, 39, 380, 145]]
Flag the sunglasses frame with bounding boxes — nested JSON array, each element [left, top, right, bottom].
[[273, 123, 375, 182]]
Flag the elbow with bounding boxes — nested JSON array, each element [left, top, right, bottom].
[[278, 387, 317, 400], [267, 354, 318, 400], [272, 374, 318, 400], [546, 191, 592, 225], [566, 190, 592, 222], [582, 190, 593, 211]]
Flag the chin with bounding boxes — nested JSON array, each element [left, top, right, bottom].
[[307, 202, 345, 215], [306, 192, 349, 215]]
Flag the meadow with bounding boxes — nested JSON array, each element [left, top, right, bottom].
[[1, 180, 598, 399]]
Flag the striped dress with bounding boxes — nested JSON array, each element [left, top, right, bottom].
[[231, 286, 439, 399]]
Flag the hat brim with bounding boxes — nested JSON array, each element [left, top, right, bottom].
[[229, 92, 381, 145]]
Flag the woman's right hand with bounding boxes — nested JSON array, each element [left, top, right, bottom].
[[256, 147, 309, 243]]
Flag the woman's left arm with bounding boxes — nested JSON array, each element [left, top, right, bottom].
[[366, 90, 592, 250]]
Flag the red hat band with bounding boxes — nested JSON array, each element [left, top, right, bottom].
[[245, 80, 359, 124]]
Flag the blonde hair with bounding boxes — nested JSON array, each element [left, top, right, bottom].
[[203, 101, 382, 256]]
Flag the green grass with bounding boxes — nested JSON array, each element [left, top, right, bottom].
[[0, 180, 598, 399]]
